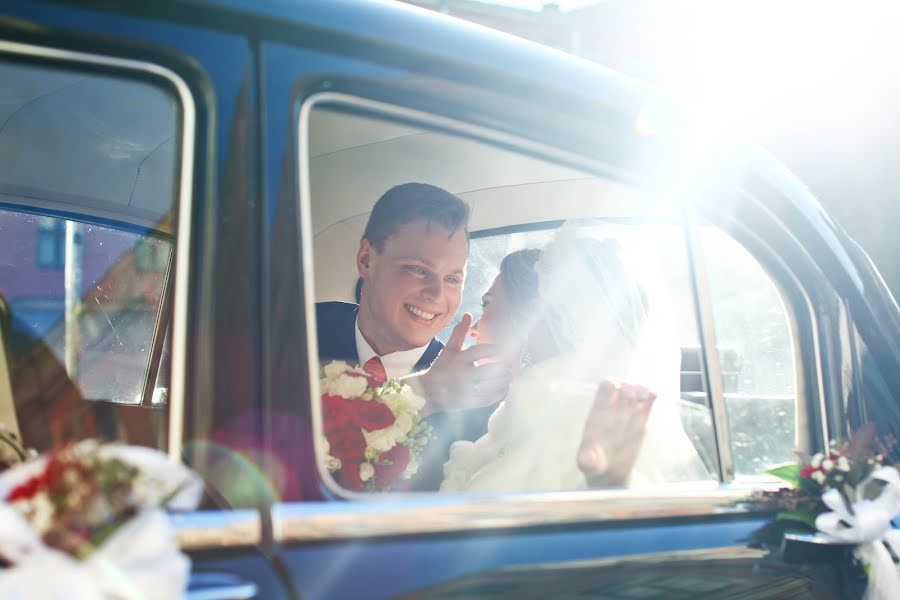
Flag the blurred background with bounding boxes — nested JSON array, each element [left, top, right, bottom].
[[402, 0, 900, 300]]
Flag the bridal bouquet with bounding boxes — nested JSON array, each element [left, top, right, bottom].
[[320, 361, 431, 492], [748, 425, 899, 600], [0, 439, 203, 600]]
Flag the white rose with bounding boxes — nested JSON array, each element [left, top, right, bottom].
[[323, 374, 368, 399], [326, 455, 341, 471], [811, 453, 824, 468], [380, 386, 425, 415], [396, 386, 425, 412], [812, 470, 826, 485], [323, 361, 350, 378], [364, 429, 396, 453], [401, 456, 419, 479], [360, 462, 374, 482], [392, 413, 414, 438], [822, 458, 834, 472]]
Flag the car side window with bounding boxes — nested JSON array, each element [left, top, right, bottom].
[[305, 99, 720, 496], [0, 54, 182, 458], [701, 227, 799, 477]]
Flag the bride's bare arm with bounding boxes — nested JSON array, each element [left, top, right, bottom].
[[576, 379, 656, 488]]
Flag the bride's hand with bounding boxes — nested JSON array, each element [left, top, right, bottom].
[[576, 379, 656, 488]]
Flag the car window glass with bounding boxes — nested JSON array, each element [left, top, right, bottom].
[[307, 101, 717, 496], [701, 227, 798, 477], [0, 57, 179, 458], [851, 326, 900, 463]]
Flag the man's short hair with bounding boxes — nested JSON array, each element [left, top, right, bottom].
[[362, 183, 470, 251]]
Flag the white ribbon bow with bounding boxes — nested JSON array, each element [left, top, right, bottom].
[[815, 466, 900, 600]]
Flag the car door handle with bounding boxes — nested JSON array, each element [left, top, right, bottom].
[[185, 573, 258, 600]]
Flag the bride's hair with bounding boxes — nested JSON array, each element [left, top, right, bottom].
[[497, 248, 543, 323]]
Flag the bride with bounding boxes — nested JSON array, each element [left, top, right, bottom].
[[440, 227, 712, 493]]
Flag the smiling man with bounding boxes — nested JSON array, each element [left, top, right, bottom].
[[316, 183, 508, 489], [317, 183, 470, 377]]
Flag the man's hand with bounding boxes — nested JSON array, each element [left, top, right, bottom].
[[409, 314, 514, 415], [576, 379, 656, 488]]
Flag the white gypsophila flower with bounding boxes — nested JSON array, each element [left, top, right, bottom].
[[812, 470, 827, 485], [359, 462, 374, 482], [364, 428, 396, 453], [822, 458, 834, 472], [379, 385, 425, 415], [322, 373, 368, 399], [326, 455, 341, 471], [811, 453, 824, 468], [837, 456, 851, 472]]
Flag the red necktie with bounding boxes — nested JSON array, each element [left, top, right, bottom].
[[363, 356, 387, 387]]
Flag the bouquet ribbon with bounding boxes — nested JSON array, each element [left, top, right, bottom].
[[815, 466, 900, 600]]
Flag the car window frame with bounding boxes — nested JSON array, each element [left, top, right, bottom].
[[288, 90, 826, 542], [0, 39, 196, 462]]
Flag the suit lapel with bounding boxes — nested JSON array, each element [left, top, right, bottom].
[[413, 338, 444, 373]]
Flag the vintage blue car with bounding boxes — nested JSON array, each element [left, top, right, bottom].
[[0, 1, 897, 598]]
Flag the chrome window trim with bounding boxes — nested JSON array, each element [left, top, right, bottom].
[[0, 40, 196, 462], [272, 484, 768, 543], [684, 206, 734, 482], [173, 510, 263, 550], [297, 91, 650, 501]]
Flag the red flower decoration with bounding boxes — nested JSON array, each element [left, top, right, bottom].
[[800, 465, 815, 479], [348, 398, 395, 431], [327, 428, 367, 461], [374, 444, 411, 487], [336, 463, 362, 492], [322, 394, 352, 434]]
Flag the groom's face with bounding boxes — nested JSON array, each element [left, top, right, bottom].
[[357, 219, 468, 354]]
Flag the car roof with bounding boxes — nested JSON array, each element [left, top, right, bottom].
[[153, 0, 662, 112]]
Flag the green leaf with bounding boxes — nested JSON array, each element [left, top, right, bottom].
[[766, 463, 802, 488], [775, 510, 818, 530]]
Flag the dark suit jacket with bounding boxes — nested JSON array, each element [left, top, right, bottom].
[[314, 301, 495, 491], [315, 301, 442, 371]]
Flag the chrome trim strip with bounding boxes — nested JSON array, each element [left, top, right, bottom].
[[272, 485, 768, 543], [298, 91, 651, 500], [684, 207, 734, 482], [0, 41, 196, 462], [174, 510, 263, 550]]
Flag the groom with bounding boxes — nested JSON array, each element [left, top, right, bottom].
[[316, 182, 658, 490], [316, 183, 510, 489]]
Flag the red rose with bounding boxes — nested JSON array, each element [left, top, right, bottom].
[[322, 394, 352, 434], [374, 444, 411, 488], [348, 398, 395, 431], [327, 428, 366, 461], [337, 463, 362, 492], [800, 465, 815, 479]]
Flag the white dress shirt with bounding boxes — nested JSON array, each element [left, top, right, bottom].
[[355, 318, 431, 380]]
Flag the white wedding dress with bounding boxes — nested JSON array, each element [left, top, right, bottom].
[[440, 228, 712, 493]]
